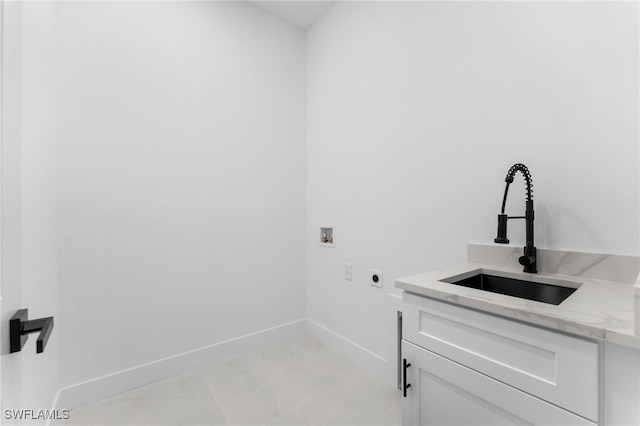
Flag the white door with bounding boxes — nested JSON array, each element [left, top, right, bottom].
[[1, 1, 60, 423], [1, 0, 25, 415], [401, 340, 594, 426]]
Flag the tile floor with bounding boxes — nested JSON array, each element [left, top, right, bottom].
[[66, 335, 402, 426]]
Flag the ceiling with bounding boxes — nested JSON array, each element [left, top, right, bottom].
[[248, 1, 337, 30]]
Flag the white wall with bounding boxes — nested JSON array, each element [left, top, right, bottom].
[[306, 1, 639, 383], [57, 2, 306, 388], [1, 0, 60, 418]]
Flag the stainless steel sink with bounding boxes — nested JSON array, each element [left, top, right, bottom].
[[439, 271, 580, 305]]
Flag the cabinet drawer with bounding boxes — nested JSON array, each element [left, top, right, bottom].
[[402, 292, 599, 421]]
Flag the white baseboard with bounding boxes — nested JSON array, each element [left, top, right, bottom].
[[55, 319, 306, 411], [305, 319, 391, 385]]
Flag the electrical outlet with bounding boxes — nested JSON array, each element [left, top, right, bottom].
[[344, 263, 352, 281], [370, 270, 383, 288]]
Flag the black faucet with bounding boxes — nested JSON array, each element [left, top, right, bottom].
[[494, 163, 537, 273]]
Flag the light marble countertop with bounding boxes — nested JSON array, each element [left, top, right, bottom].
[[395, 247, 640, 350]]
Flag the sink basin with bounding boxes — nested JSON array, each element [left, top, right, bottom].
[[440, 272, 580, 305]]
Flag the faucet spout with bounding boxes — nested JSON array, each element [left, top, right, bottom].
[[494, 163, 537, 273]]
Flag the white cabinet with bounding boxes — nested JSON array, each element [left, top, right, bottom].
[[401, 293, 599, 426], [402, 340, 594, 426], [603, 342, 640, 426]]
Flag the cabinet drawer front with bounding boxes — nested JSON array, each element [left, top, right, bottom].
[[403, 293, 599, 421], [402, 340, 595, 426]]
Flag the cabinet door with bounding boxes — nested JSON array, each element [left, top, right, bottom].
[[401, 340, 594, 426]]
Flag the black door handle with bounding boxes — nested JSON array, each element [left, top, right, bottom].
[[403, 358, 411, 397], [10, 309, 54, 354]]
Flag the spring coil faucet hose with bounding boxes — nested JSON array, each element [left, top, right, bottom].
[[501, 163, 533, 213]]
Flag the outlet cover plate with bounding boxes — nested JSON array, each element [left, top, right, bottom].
[[344, 263, 352, 281], [370, 270, 383, 288]]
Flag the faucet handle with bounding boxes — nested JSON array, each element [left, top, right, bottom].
[[519, 250, 537, 273], [519, 255, 534, 266]]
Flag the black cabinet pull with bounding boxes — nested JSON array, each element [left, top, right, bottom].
[[10, 309, 54, 354], [403, 358, 412, 397]]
